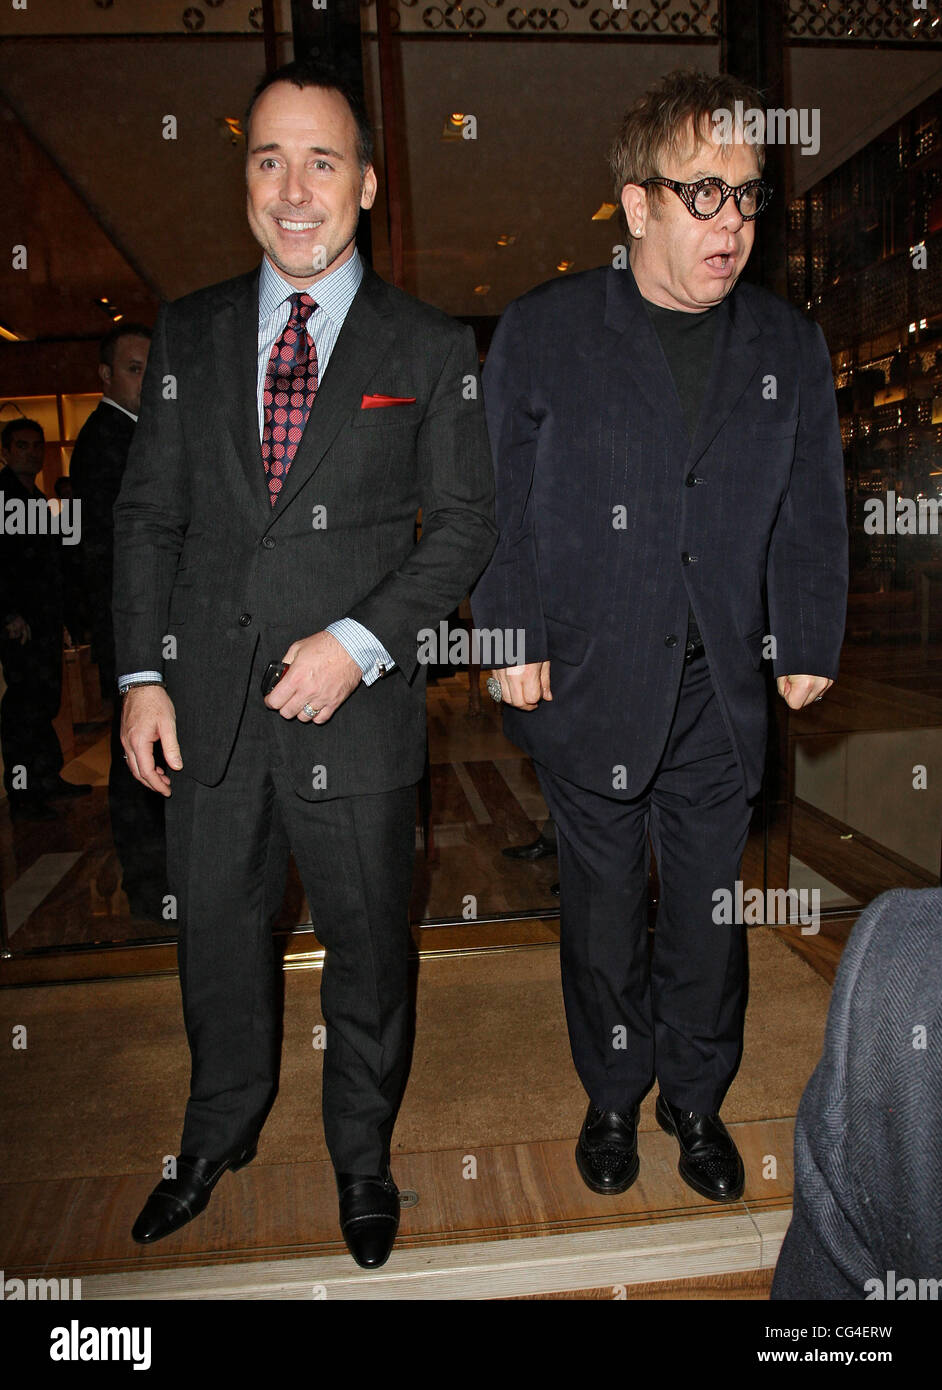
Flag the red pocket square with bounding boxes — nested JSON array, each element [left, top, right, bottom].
[[361, 393, 417, 408]]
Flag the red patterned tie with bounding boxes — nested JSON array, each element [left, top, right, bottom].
[[261, 291, 319, 506]]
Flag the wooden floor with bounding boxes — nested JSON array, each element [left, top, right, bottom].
[[2, 1120, 794, 1299], [0, 919, 830, 1301]]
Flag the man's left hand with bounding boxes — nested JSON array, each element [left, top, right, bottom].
[[266, 630, 363, 723], [776, 673, 833, 710]]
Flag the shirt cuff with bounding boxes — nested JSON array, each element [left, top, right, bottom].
[[117, 670, 163, 689], [326, 619, 395, 686]]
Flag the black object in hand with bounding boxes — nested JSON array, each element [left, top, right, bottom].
[[261, 660, 290, 697]]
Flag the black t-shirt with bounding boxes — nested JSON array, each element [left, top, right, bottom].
[[641, 297, 720, 648]]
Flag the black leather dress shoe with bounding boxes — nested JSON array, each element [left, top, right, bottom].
[[131, 1145, 257, 1244], [501, 835, 557, 861], [655, 1093, 744, 1202], [336, 1169, 400, 1269], [575, 1102, 640, 1194]]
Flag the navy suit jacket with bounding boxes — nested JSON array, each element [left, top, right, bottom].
[[471, 262, 848, 800]]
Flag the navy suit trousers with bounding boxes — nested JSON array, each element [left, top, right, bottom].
[[535, 651, 753, 1115]]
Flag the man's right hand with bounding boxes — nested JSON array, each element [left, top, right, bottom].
[[491, 661, 552, 711], [120, 685, 183, 796]]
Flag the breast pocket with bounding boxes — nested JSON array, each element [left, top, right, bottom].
[[350, 403, 424, 430], [752, 423, 798, 445]]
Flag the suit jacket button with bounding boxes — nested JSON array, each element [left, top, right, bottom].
[[262, 537, 275, 549], [664, 634, 678, 647], [239, 613, 252, 626]]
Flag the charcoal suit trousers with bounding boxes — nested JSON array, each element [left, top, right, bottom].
[[164, 636, 416, 1173]]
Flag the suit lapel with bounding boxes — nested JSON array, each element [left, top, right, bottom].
[[602, 264, 764, 471], [686, 283, 762, 468], [212, 266, 272, 519], [265, 265, 396, 519], [602, 266, 686, 434]]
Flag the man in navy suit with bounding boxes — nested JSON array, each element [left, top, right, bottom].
[[472, 70, 847, 1202]]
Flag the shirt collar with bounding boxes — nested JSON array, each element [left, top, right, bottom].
[[100, 396, 139, 422], [258, 247, 363, 330]]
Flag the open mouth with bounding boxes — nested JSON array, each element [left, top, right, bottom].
[[704, 251, 735, 274]]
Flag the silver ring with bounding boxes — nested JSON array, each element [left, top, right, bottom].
[[302, 703, 319, 718], [485, 676, 503, 704], [814, 696, 823, 702]]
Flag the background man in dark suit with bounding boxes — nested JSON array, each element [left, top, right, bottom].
[[70, 324, 166, 920], [472, 70, 847, 1204], [71, 323, 152, 699], [0, 419, 91, 821], [114, 59, 496, 1267]]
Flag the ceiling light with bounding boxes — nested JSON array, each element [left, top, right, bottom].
[[218, 116, 245, 146]]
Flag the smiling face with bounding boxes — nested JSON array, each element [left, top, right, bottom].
[[621, 119, 761, 312], [245, 81, 377, 289]]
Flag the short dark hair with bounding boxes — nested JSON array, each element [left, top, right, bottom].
[[1, 418, 44, 451], [100, 322, 152, 369], [244, 56, 374, 173]]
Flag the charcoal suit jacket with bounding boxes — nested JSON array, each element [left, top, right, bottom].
[[112, 261, 497, 799], [471, 263, 848, 800]]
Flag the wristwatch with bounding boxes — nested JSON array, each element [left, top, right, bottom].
[[118, 681, 162, 697]]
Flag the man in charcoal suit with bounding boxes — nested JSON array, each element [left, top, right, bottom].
[[472, 70, 847, 1202], [114, 58, 496, 1267]]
